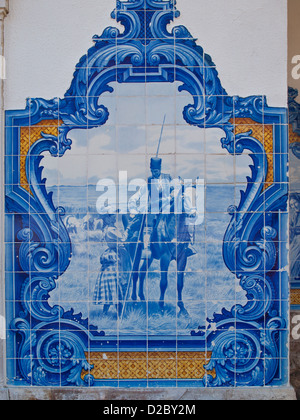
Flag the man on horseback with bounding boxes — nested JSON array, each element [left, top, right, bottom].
[[126, 156, 197, 317], [125, 156, 174, 301], [121, 116, 199, 318]]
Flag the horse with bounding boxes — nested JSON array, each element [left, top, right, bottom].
[[122, 213, 145, 300], [126, 184, 199, 317]]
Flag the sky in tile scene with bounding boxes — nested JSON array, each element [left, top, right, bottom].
[[46, 81, 250, 336], [41, 82, 253, 191]]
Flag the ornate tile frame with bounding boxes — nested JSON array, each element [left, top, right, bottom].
[[5, 0, 289, 387], [289, 87, 300, 308]]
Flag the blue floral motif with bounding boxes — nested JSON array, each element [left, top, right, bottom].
[[49, 343, 72, 367]]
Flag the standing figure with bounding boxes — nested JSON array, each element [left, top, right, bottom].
[[123, 213, 145, 301], [93, 226, 125, 315]]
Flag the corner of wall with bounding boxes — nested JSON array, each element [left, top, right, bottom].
[[0, 0, 8, 390]]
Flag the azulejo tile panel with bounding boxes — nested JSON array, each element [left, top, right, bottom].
[[289, 87, 300, 309], [5, 0, 289, 388]]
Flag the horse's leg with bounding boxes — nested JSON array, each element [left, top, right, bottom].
[[130, 243, 142, 301], [131, 261, 138, 302], [177, 252, 189, 317], [159, 254, 170, 310], [116, 303, 123, 317], [138, 257, 153, 301], [103, 304, 110, 315]]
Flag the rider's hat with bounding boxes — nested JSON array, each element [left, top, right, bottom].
[[150, 157, 162, 169]]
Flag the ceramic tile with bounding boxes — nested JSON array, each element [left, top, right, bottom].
[[88, 126, 117, 155], [176, 125, 205, 154], [4, 0, 289, 389], [118, 125, 147, 154], [206, 154, 235, 184], [58, 155, 88, 186], [147, 124, 175, 155]]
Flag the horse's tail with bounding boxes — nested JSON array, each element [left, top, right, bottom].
[[122, 214, 129, 230]]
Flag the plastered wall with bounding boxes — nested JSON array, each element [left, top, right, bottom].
[[4, 0, 287, 109]]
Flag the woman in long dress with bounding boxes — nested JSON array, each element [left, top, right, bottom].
[[93, 223, 130, 315]]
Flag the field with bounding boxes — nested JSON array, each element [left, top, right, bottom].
[[49, 185, 247, 336]]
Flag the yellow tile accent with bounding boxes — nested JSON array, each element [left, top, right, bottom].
[[19, 121, 62, 194], [291, 289, 300, 306], [148, 359, 177, 379], [289, 124, 300, 145], [89, 360, 119, 380], [177, 359, 209, 379], [233, 118, 274, 190], [82, 352, 216, 380]]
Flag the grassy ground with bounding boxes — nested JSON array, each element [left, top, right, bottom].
[[49, 217, 246, 336], [49, 185, 247, 336]]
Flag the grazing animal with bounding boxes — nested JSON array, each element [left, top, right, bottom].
[[64, 215, 80, 234]]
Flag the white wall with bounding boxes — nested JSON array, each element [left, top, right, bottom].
[[4, 0, 287, 110], [288, 0, 300, 97]]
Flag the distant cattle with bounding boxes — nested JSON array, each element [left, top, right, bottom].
[[65, 214, 104, 233], [83, 215, 103, 231], [94, 218, 104, 231], [64, 216, 81, 234], [83, 214, 94, 231]]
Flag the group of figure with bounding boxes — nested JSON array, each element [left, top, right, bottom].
[[93, 157, 199, 318]]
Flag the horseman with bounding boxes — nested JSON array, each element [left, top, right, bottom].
[[128, 157, 173, 215], [148, 156, 173, 213], [128, 156, 173, 217], [125, 156, 174, 301], [121, 116, 199, 318], [146, 157, 174, 258], [126, 156, 198, 314]]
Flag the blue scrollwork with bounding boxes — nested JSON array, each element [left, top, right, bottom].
[[6, 0, 288, 388], [205, 329, 262, 387], [231, 274, 274, 321], [222, 127, 278, 323], [20, 275, 64, 323], [53, 0, 231, 150], [205, 317, 285, 387], [11, 318, 93, 387], [289, 87, 300, 158]]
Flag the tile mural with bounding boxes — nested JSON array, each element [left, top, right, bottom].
[[5, 0, 289, 387], [289, 87, 300, 308]]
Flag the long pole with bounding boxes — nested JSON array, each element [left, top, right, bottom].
[[120, 213, 147, 322], [156, 114, 166, 158], [120, 114, 167, 322]]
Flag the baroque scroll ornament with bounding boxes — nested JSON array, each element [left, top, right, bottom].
[[6, 0, 288, 387]]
